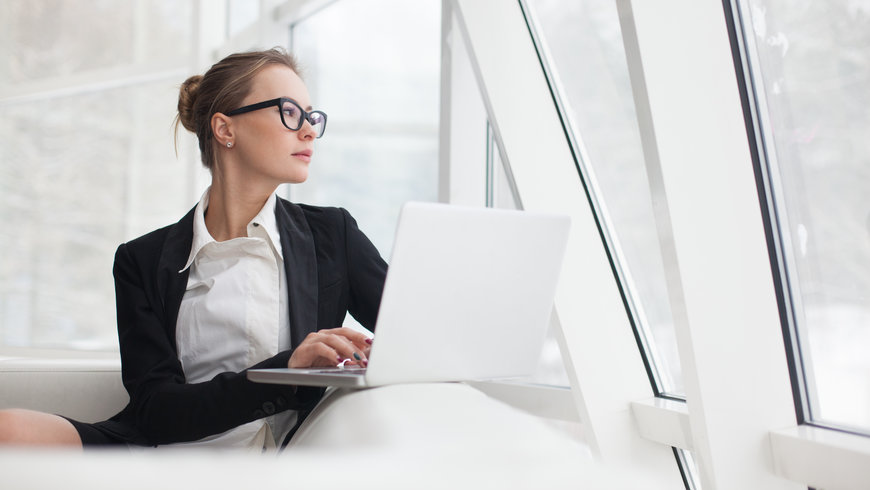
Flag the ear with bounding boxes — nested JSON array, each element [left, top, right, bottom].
[[211, 113, 234, 147]]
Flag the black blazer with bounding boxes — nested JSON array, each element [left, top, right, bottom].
[[99, 198, 387, 446]]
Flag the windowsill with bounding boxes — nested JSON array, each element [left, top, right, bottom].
[[770, 424, 870, 490], [631, 397, 870, 489], [630, 397, 692, 450]]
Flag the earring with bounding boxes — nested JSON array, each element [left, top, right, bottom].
[[226, 141, 233, 148]]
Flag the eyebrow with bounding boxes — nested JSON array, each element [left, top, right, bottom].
[[285, 97, 313, 111]]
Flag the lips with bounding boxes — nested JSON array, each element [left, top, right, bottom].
[[292, 149, 313, 162]]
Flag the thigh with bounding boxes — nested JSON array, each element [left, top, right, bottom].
[[0, 409, 82, 447]]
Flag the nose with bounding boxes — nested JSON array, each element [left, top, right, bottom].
[[298, 118, 316, 140]]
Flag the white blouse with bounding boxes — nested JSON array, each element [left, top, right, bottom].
[[174, 189, 295, 449]]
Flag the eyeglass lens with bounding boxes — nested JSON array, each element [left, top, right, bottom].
[[281, 99, 326, 137]]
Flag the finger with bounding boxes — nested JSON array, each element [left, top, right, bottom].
[[289, 341, 340, 369], [316, 332, 368, 363], [297, 329, 369, 364], [320, 327, 372, 351], [314, 328, 371, 360]]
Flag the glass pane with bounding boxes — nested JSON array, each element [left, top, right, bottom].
[[0, 3, 198, 351], [0, 81, 197, 350], [524, 0, 683, 395], [0, 0, 191, 86], [738, 0, 870, 432], [227, 0, 260, 37], [289, 0, 440, 258]]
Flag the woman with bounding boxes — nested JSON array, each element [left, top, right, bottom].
[[0, 48, 387, 449]]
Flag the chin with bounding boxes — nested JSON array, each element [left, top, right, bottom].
[[287, 170, 309, 184]]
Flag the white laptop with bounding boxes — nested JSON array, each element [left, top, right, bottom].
[[247, 201, 570, 388]]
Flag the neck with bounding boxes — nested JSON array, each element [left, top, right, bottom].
[[205, 170, 278, 242]]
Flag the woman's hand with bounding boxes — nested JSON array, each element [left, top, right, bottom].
[[288, 327, 373, 368]]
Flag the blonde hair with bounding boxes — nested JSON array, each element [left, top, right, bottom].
[[175, 48, 301, 169]]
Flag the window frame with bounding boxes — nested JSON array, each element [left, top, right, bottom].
[[723, 0, 813, 428], [615, 0, 800, 487], [446, 0, 685, 485], [621, 0, 870, 488], [725, 0, 870, 438], [517, 0, 671, 398]]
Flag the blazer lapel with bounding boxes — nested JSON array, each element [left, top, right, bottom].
[[275, 198, 319, 348], [156, 206, 195, 349]]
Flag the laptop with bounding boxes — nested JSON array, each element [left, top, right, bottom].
[[247, 201, 570, 388]]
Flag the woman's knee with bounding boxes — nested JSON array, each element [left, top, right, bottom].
[[0, 409, 28, 442]]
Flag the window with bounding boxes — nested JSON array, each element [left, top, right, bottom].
[[288, 0, 441, 259], [227, 0, 261, 36], [522, 0, 683, 396], [0, 1, 197, 350], [0, 0, 441, 349], [523, 0, 704, 485], [734, 0, 870, 433]]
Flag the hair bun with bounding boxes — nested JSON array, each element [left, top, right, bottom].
[[177, 75, 203, 132]]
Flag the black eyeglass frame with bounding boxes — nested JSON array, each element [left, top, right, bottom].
[[226, 97, 327, 138]]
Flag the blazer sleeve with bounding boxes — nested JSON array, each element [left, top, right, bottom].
[[113, 243, 322, 446], [340, 208, 388, 330]]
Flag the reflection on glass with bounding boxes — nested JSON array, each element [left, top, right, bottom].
[[524, 0, 683, 395], [289, 0, 440, 258], [738, 0, 870, 432]]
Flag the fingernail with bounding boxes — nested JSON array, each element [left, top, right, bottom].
[[365, 338, 373, 345], [353, 352, 361, 361], [362, 360, 368, 367]]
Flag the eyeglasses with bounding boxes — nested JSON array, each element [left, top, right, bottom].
[[227, 97, 328, 138]]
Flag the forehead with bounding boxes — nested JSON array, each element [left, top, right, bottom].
[[245, 64, 310, 106]]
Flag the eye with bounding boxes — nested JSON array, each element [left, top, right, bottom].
[[282, 105, 298, 118]]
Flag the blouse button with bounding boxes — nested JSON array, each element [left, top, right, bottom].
[[262, 401, 276, 415]]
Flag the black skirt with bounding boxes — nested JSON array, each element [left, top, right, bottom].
[[60, 416, 144, 447]]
